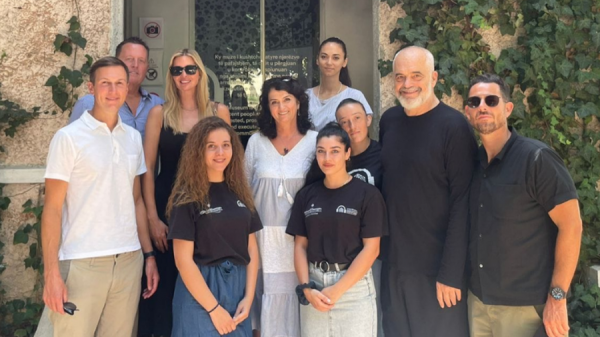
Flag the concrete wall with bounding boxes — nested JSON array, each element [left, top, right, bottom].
[[0, 0, 122, 302]]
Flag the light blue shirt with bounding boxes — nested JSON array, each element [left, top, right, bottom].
[[69, 88, 164, 140]]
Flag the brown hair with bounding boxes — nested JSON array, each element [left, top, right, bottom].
[[166, 116, 255, 216], [115, 37, 150, 59], [90, 56, 129, 84]]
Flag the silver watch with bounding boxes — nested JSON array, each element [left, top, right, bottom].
[[549, 287, 566, 300]]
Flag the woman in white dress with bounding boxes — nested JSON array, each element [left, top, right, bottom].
[[307, 37, 373, 131], [245, 77, 317, 337]]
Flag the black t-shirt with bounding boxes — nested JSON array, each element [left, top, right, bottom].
[[348, 140, 383, 190], [168, 182, 263, 266], [379, 102, 477, 288], [286, 178, 387, 264], [469, 127, 578, 306]]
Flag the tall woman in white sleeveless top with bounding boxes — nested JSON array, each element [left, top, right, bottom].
[[306, 37, 373, 131]]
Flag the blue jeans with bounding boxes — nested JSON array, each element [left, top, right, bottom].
[[301, 265, 377, 337], [172, 260, 251, 337]]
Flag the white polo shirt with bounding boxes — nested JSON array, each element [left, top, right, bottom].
[[45, 111, 147, 260]]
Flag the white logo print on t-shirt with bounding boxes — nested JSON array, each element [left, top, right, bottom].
[[349, 168, 375, 186], [304, 204, 322, 217], [199, 203, 223, 215], [336, 205, 358, 216]]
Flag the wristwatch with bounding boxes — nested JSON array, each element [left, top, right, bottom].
[[143, 250, 156, 259], [295, 281, 316, 305], [549, 286, 567, 300]]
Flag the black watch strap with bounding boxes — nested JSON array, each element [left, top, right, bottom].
[[143, 250, 156, 259]]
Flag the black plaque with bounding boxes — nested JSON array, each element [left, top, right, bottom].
[[195, 0, 319, 145]]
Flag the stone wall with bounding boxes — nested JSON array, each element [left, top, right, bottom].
[[0, 0, 117, 302]]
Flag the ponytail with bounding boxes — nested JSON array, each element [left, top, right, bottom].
[[339, 66, 351, 87]]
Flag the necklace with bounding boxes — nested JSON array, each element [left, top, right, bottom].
[[181, 107, 198, 111], [280, 136, 298, 155], [317, 82, 343, 103], [275, 132, 301, 156]]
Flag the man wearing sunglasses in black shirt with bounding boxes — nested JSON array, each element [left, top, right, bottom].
[[464, 73, 582, 337]]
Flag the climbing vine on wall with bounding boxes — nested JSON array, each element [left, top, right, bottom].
[[380, 0, 600, 335], [46, 16, 93, 113]]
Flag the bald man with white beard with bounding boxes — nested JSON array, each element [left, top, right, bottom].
[[379, 46, 477, 336]]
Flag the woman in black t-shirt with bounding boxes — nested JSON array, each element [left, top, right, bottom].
[[286, 122, 387, 337], [335, 98, 385, 337], [167, 117, 262, 337]]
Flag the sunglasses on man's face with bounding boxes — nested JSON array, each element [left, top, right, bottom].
[[169, 65, 199, 76], [466, 95, 501, 109]]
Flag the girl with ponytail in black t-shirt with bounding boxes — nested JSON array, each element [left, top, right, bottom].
[[286, 122, 387, 337], [167, 117, 262, 337]]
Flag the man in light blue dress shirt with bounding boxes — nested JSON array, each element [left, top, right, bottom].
[[69, 37, 164, 139]]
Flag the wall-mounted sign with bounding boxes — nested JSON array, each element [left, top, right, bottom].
[[139, 17, 164, 49], [143, 49, 164, 85]]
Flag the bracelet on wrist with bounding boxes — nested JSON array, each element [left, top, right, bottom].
[[143, 251, 156, 259], [295, 281, 317, 305], [207, 302, 220, 314]]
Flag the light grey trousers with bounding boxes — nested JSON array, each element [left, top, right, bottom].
[[300, 265, 377, 337]]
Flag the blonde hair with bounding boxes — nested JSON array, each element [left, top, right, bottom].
[[163, 49, 212, 134]]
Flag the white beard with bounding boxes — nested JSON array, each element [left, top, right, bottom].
[[397, 85, 434, 111]]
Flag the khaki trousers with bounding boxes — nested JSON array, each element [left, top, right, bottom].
[[468, 290, 553, 337], [46, 250, 143, 337]]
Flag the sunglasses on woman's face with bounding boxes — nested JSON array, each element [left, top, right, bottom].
[[466, 95, 501, 108], [169, 65, 199, 76]]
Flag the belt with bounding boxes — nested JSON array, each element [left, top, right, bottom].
[[312, 261, 350, 273]]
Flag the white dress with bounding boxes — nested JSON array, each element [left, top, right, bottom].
[[245, 130, 318, 337], [306, 87, 373, 131]]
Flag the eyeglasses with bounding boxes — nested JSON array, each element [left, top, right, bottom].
[[63, 302, 78, 315], [169, 65, 199, 76], [466, 95, 501, 108]]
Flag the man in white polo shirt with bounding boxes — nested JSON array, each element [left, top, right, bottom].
[[41, 56, 159, 336]]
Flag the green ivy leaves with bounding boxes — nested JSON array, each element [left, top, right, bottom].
[[567, 283, 600, 337], [45, 17, 93, 112], [557, 59, 574, 78], [0, 84, 42, 139], [0, 299, 43, 337], [53, 17, 87, 57], [44, 66, 88, 112]]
